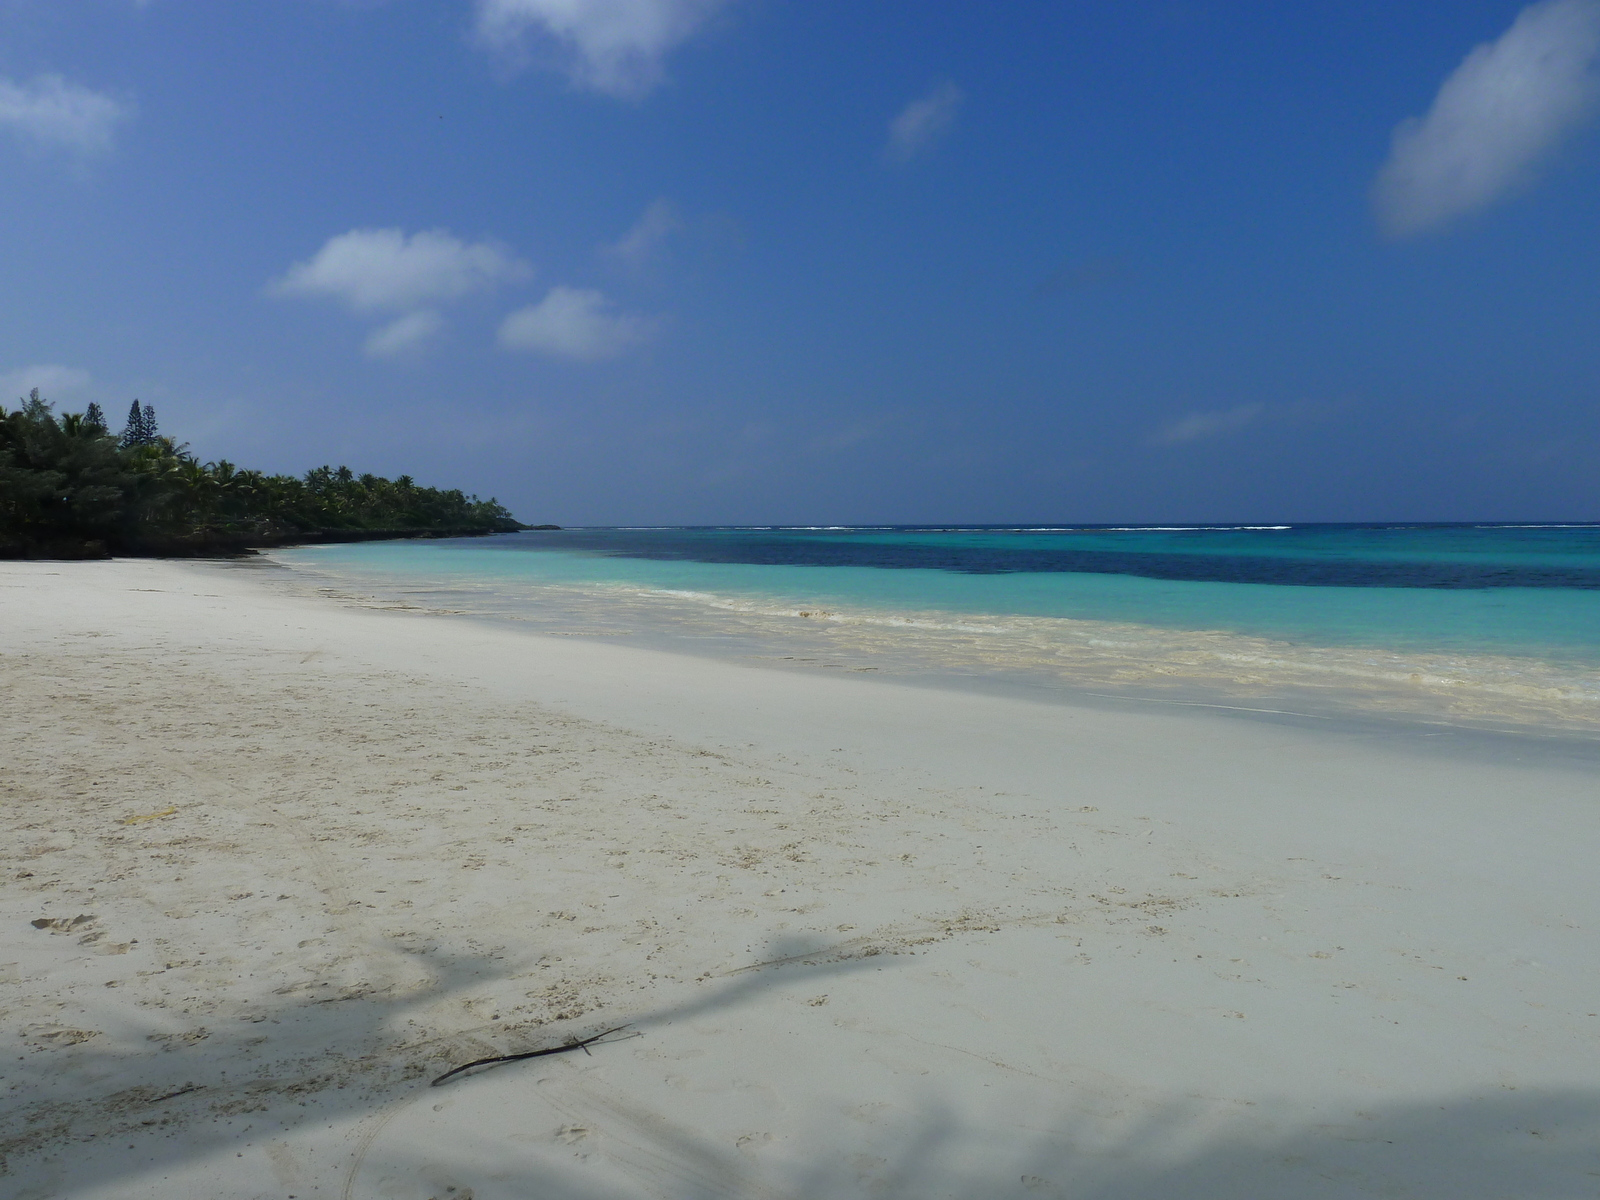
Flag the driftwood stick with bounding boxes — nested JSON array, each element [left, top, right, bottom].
[[151, 1084, 203, 1104], [430, 1025, 632, 1087]]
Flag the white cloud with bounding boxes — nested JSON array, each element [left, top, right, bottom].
[[498, 285, 651, 360], [270, 228, 530, 312], [474, 0, 729, 98], [1372, 0, 1600, 237], [603, 197, 681, 268], [0, 74, 131, 154], [1156, 403, 1265, 445], [1, 364, 93, 403], [364, 309, 445, 358], [886, 81, 963, 163]]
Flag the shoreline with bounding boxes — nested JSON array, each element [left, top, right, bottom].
[[4, 558, 1599, 1198], [268, 544, 1600, 742]]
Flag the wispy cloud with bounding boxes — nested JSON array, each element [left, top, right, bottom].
[[0, 74, 131, 155], [270, 228, 530, 312], [1372, 0, 1600, 237], [1, 364, 93, 403], [808, 412, 901, 453], [498, 285, 652, 360], [1030, 254, 1130, 301], [474, 0, 730, 98], [886, 81, 962, 163], [364, 309, 444, 358], [1155, 403, 1265, 445], [603, 198, 682, 269]]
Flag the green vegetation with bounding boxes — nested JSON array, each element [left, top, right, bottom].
[[0, 390, 523, 558]]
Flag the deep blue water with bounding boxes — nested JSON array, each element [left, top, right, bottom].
[[497, 524, 1600, 590]]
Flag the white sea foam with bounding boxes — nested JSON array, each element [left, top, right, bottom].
[[1097, 525, 1293, 532]]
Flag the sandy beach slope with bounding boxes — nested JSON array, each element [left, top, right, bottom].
[[3, 557, 1598, 1199]]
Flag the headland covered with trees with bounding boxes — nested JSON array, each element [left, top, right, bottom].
[[0, 391, 530, 558]]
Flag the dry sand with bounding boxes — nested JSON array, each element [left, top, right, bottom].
[[2, 557, 1598, 1199]]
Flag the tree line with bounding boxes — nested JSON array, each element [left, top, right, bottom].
[[1, 392, 526, 558]]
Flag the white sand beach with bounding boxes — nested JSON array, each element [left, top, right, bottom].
[[3, 557, 1598, 1199]]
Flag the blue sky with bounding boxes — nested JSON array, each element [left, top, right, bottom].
[[2, 0, 1599, 523]]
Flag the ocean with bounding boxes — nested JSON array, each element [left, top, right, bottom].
[[271, 524, 1600, 735]]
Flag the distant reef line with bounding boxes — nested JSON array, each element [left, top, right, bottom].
[[1, 391, 557, 560]]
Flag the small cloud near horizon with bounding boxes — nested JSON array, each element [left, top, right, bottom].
[[1372, 0, 1600, 238], [499, 285, 653, 360], [2, 364, 94, 403], [808, 411, 901, 453], [0, 74, 132, 155], [473, 0, 732, 98], [1155, 403, 1265, 445], [886, 81, 963, 163]]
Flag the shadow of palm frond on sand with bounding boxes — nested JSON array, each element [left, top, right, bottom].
[[353, 1086, 1600, 1200], [772, 1090, 1600, 1200], [0, 933, 897, 1196], [7, 925, 1595, 1200]]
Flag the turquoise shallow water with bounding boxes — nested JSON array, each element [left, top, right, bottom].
[[283, 525, 1600, 662], [273, 525, 1600, 731]]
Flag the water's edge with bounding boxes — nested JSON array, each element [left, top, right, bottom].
[[243, 547, 1600, 755]]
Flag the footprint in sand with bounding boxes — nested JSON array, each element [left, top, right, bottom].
[[30, 914, 96, 933], [24, 1025, 100, 1046]]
